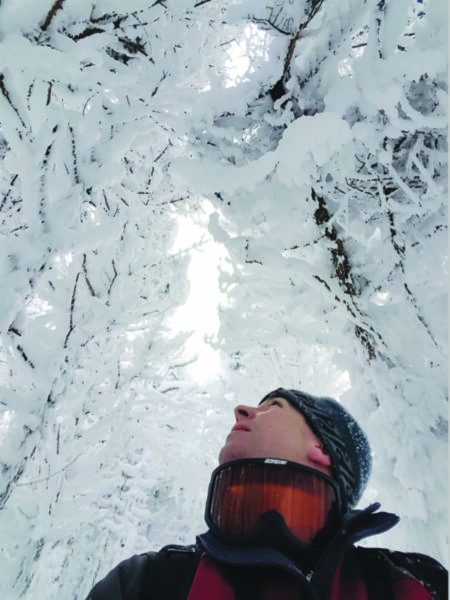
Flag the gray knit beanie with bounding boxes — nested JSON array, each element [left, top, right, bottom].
[[260, 388, 372, 511]]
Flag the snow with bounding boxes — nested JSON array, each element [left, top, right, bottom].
[[166, 201, 230, 384], [0, 1, 447, 598]]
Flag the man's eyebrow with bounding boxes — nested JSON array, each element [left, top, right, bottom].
[[260, 397, 284, 406], [258, 398, 271, 408]]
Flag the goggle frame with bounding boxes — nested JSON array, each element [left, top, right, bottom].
[[205, 457, 342, 548]]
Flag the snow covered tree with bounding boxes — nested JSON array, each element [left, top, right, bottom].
[[0, 1, 446, 598], [172, 0, 447, 563]]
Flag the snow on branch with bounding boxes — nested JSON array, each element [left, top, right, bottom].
[[0, 1, 447, 597]]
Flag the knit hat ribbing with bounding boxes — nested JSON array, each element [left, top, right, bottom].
[[260, 388, 372, 510]]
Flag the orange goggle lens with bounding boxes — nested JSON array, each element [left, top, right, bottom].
[[206, 459, 340, 545]]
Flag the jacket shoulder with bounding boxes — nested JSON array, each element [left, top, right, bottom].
[[354, 546, 448, 599], [86, 552, 154, 600], [140, 544, 202, 600], [86, 544, 201, 600]]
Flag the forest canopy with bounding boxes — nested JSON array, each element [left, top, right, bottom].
[[0, 1, 447, 598]]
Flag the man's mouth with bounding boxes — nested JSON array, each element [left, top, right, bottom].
[[231, 424, 250, 432]]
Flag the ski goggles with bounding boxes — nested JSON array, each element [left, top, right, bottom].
[[205, 458, 341, 546]]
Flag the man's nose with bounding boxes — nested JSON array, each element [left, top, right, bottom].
[[234, 405, 257, 421]]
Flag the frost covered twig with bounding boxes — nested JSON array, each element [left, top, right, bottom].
[[82, 254, 96, 297], [41, 0, 66, 31], [282, 0, 324, 77], [1, 175, 19, 212], [0, 74, 26, 128], [16, 344, 35, 368], [0, 464, 26, 510], [64, 272, 80, 348], [68, 125, 80, 185], [107, 260, 118, 300]]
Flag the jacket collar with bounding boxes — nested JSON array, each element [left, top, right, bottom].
[[197, 503, 399, 586]]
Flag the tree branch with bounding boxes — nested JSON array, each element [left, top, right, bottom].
[[16, 345, 35, 368], [0, 74, 26, 128], [0, 464, 25, 510], [107, 260, 118, 301], [82, 254, 96, 297], [283, 0, 325, 77], [64, 272, 80, 348], [1, 174, 19, 212], [41, 0, 66, 31]]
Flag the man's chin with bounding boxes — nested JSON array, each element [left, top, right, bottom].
[[218, 443, 242, 465], [218, 445, 230, 465], [218, 440, 254, 465]]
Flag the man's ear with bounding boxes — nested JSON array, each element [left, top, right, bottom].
[[307, 444, 331, 467]]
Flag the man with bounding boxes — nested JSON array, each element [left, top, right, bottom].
[[86, 388, 448, 599]]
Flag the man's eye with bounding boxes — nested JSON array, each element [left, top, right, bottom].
[[270, 400, 282, 407]]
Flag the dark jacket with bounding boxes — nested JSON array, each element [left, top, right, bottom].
[[86, 505, 448, 600]]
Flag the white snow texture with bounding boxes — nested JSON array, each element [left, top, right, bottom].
[[0, 1, 447, 598]]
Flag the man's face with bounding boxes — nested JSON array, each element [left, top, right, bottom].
[[218, 396, 331, 475]]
